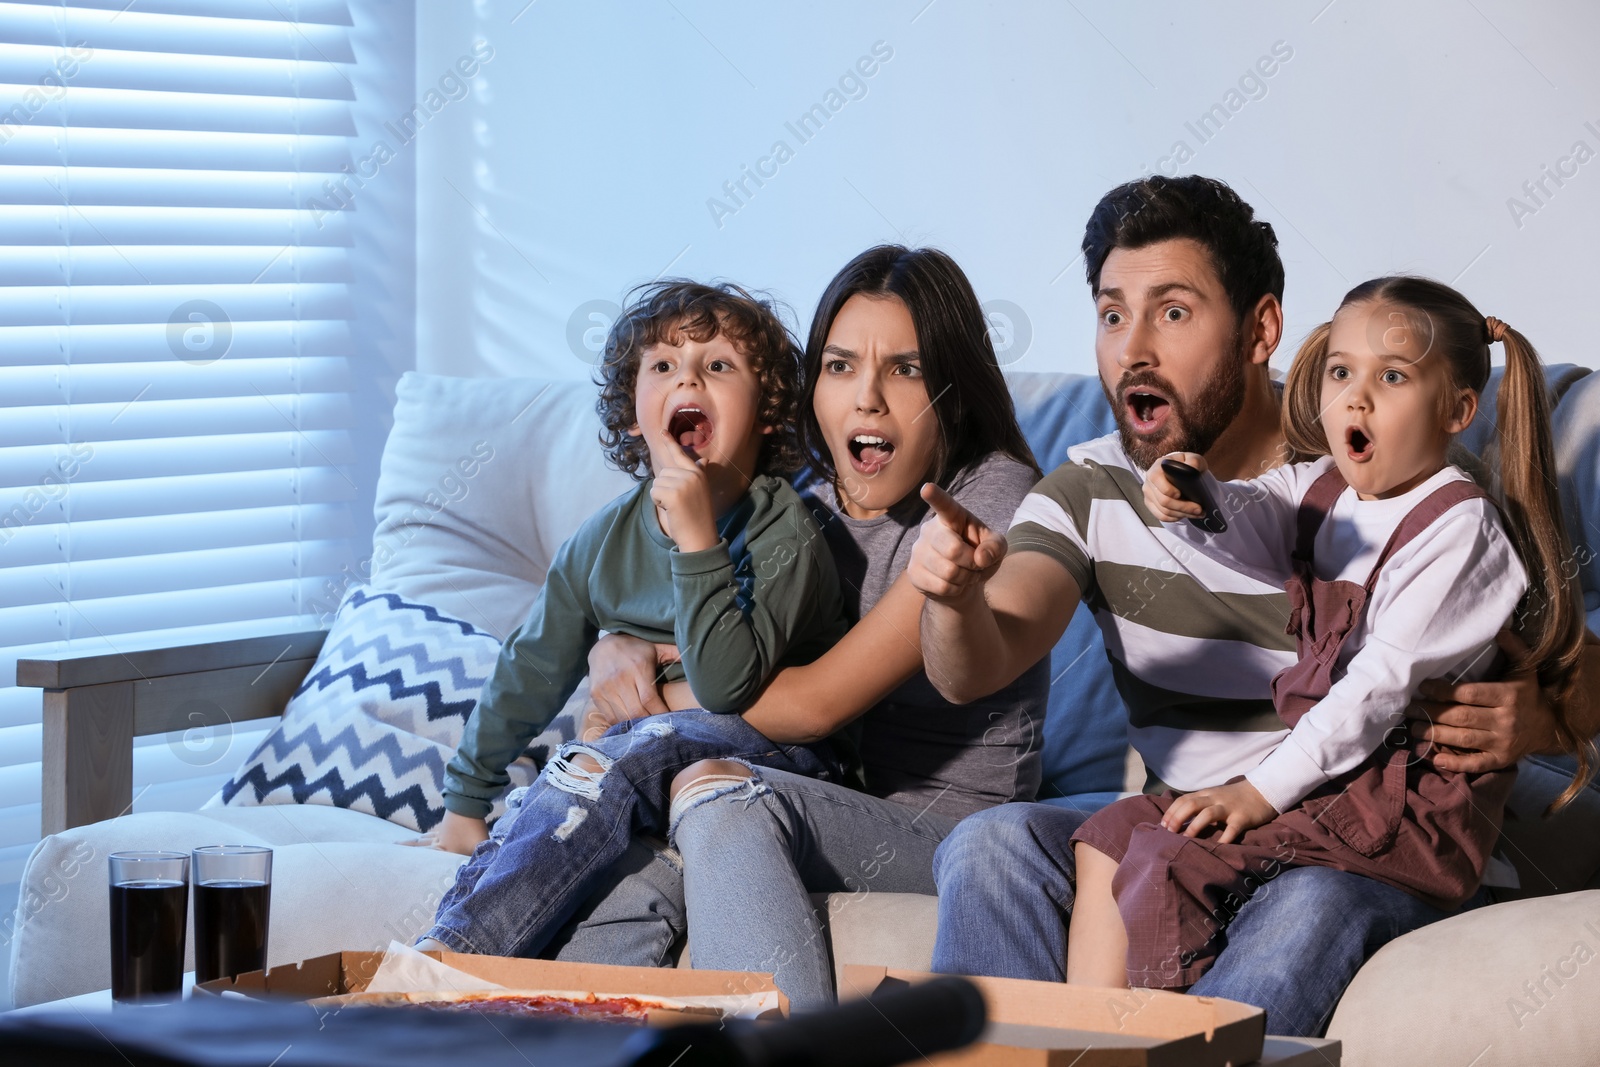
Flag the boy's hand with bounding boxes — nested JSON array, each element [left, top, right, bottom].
[[650, 431, 719, 553], [405, 810, 487, 855], [1144, 451, 1208, 523], [908, 484, 1007, 604], [1159, 778, 1278, 844]]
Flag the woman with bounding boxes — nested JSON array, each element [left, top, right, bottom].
[[573, 244, 1050, 1009]]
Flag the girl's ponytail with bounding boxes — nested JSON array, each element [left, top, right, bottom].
[[1492, 318, 1594, 809], [1283, 321, 1332, 459]]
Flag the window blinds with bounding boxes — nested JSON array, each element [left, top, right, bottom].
[[0, 0, 394, 885]]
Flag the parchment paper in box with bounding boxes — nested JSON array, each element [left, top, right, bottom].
[[327, 940, 781, 1020]]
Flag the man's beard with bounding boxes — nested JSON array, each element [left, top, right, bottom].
[[1104, 334, 1249, 470]]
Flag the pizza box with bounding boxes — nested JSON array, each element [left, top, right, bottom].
[[1252, 1037, 1342, 1066], [838, 966, 1335, 1067], [195, 949, 787, 1023]]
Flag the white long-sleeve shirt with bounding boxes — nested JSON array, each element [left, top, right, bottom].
[[1175, 457, 1528, 815]]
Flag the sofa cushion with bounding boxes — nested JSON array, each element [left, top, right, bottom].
[[820, 891, 940, 981], [211, 587, 577, 832], [1326, 890, 1600, 1066], [191, 801, 424, 846], [1550, 368, 1600, 631], [369, 372, 634, 640]]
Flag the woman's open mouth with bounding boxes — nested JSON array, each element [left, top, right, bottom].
[[1346, 425, 1374, 462], [1124, 387, 1172, 435], [847, 432, 896, 475], [668, 405, 714, 457]]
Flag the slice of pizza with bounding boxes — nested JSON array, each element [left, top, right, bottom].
[[313, 987, 730, 1026]]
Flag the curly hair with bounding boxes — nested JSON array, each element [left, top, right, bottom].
[[595, 280, 805, 480]]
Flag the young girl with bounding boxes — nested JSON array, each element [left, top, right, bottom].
[[1066, 275, 1595, 990]]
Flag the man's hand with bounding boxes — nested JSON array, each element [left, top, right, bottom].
[[405, 810, 487, 855], [650, 431, 719, 552], [908, 484, 1007, 604], [1159, 778, 1278, 844], [584, 633, 680, 741], [1143, 451, 1208, 523], [1407, 630, 1558, 772]]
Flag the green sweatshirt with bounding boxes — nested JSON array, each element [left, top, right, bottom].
[[442, 473, 849, 818]]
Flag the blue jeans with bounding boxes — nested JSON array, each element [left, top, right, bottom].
[[670, 766, 960, 1012], [424, 710, 838, 958], [930, 798, 1478, 1037], [541, 834, 687, 966]]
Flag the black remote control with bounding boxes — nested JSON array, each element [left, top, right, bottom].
[[1160, 458, 1228, 533]]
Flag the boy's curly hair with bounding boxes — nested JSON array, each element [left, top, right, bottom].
[[596, 280, 805, 480]]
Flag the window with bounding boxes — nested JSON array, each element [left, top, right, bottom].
[[0, 0, 411, 895]]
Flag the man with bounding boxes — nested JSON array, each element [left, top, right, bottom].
[[915, 174, 1600, 1036]]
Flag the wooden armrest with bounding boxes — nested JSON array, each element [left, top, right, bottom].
[[20, 630, 328, 836], [18, 630, 327, 689]]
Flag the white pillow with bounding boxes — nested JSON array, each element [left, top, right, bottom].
[[369, 372, 634, 639]]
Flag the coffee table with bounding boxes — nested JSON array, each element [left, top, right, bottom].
[[9, 973, 198, 1015]]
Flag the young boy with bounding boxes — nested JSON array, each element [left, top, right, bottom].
[[416, 280, 850, 959]]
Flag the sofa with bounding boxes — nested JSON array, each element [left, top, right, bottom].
[[11, 366, 1600, 1066]]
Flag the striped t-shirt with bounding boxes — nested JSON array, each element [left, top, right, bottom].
[[1006, 433, 1297, 792]]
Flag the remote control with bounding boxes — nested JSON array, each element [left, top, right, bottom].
[[1159, 458, 1228, 534]]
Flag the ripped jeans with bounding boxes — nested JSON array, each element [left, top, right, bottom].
[[423, 709, 840, 958]]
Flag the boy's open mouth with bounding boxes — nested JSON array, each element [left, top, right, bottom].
[[1346, 425, 1374, 461], [668, 406, 713, 455], [848, 431, 896, 475], [1124, 387, 1172, 435]]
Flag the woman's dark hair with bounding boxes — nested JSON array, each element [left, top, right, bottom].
[[1082, 175, 1284, 323], [1285, 275, 1592, 810], [595, 279, 805, 480], [800, 245, 1040, 490]]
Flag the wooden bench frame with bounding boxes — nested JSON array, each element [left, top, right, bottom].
[[19, 631, 327, 835]]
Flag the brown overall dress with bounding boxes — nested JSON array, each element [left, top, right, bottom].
[[1072, 467, 1516, 989]]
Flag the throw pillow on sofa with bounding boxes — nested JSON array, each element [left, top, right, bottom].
[[210, 587, 577, 831]]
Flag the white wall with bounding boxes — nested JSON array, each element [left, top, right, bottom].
[[415, 0, 1600, 381]]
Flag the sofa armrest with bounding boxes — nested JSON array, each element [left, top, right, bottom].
[[19, 630, 327, 835]]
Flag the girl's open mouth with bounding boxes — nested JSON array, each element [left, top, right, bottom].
[[668, 406, 713, 456], [848, 432, 896, 475], [1346, 425, 1374, 461], [1124, 388, 1171, 435]]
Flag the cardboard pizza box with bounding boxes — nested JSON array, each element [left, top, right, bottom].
[[837, 966, 1337, 1067], [1253, 1036, 1343, 1066], [195, 949, 787, 1023]]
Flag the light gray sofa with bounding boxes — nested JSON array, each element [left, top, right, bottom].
[[12, 368, 1600, 1067]]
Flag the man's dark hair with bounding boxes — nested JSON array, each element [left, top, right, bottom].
[[1082, 175, 1284, 322], [596, 280, 804, 479]]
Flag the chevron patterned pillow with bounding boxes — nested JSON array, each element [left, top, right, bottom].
[[210, 588, 576, 832]]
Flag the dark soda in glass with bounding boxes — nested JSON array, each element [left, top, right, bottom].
[[109, 878, 188, 1002], [191, 845, 272, 984], [193, 879, 270, 983]]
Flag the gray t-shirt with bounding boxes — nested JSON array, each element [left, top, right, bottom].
[[798, 451, 1049, 819]]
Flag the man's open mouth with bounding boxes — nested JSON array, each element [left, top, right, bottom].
[[1124, 387, 1172, 435], [1346, 425, 1374, 461], [668, 406, 713, 455], [848, 431, 896, 475]]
